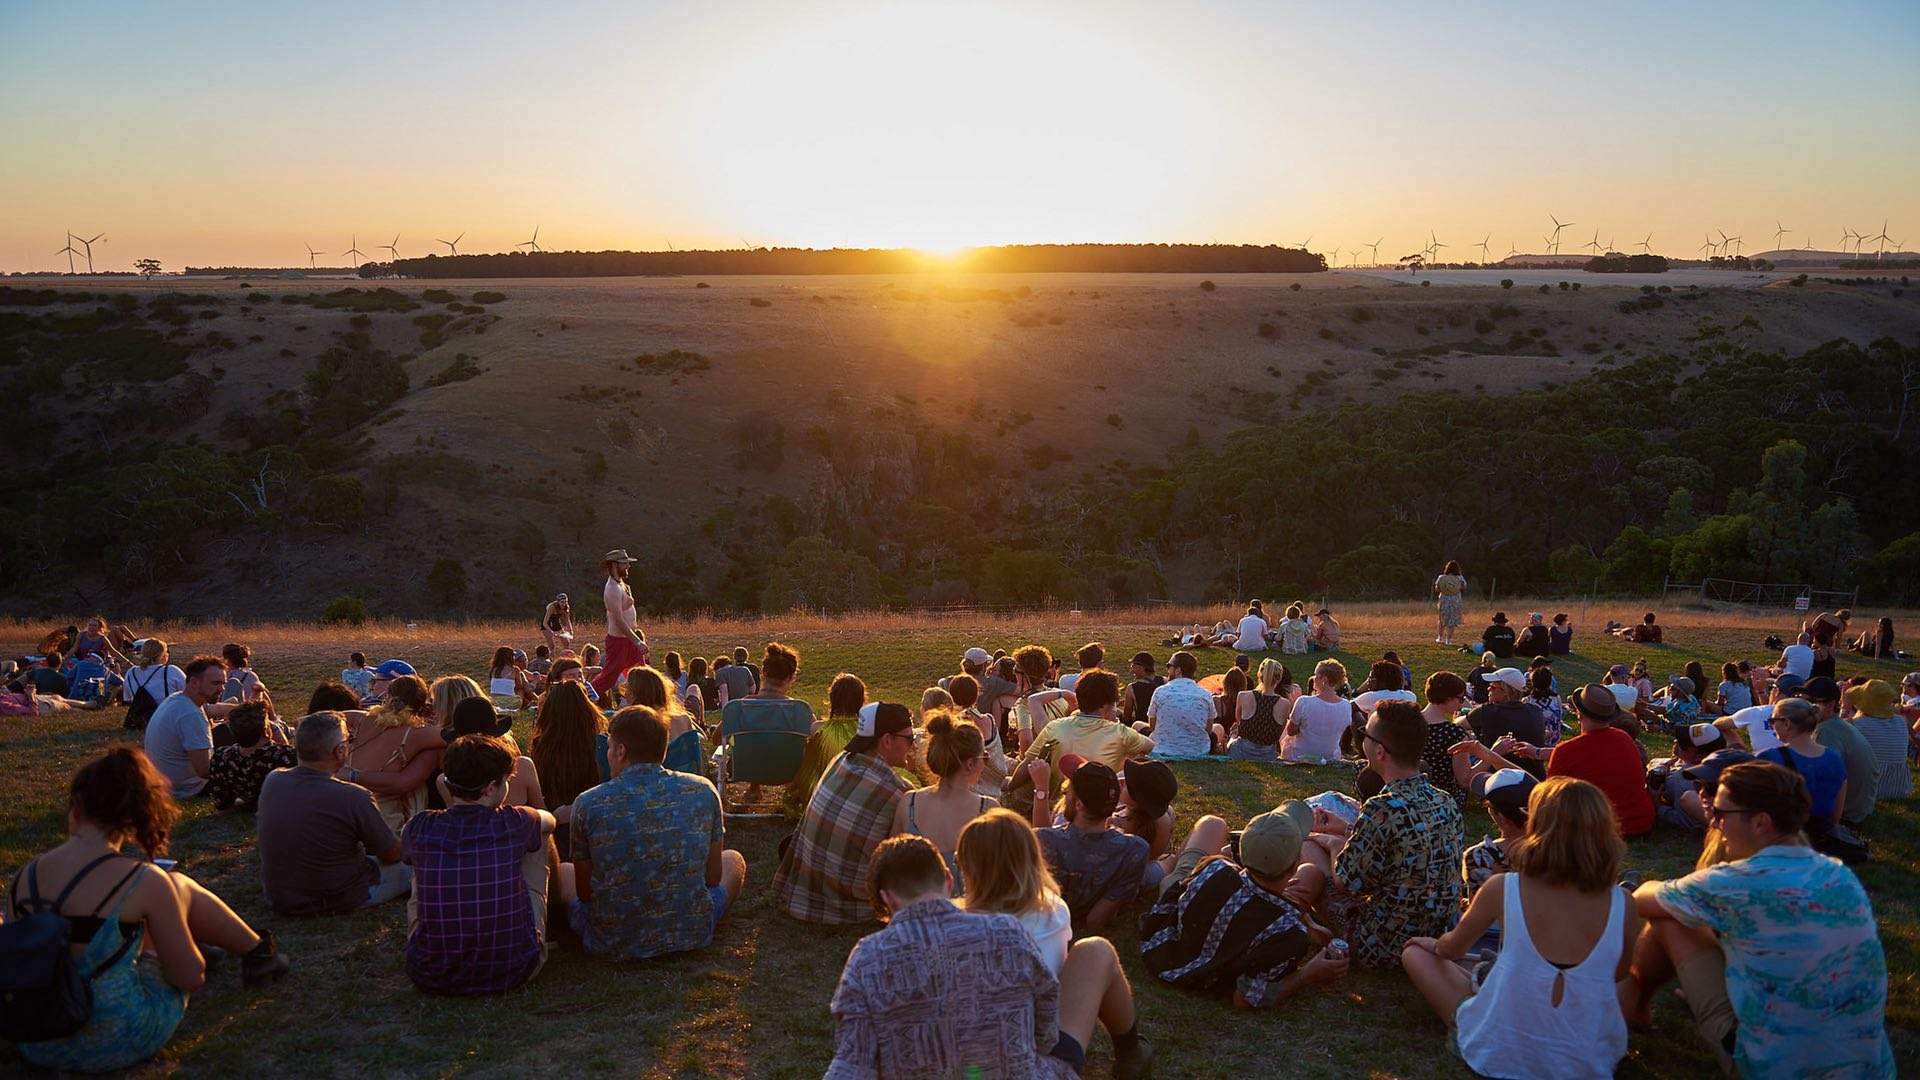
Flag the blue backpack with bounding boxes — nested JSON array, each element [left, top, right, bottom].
[[1, 854, 146, 1044]]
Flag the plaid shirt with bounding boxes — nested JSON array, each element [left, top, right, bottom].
[[1333, 774, 1463, 968], [401, 804, 545, 994], [825, 898, 1071, 1080], [776, 750, 907, 924]]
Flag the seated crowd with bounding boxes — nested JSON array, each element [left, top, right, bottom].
[[3, 594, 1909, 1079]]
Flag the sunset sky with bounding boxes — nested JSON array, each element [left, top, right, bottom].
[[3, 1, 1917, 271]]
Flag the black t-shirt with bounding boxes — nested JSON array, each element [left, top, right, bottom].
[[1481, 624, 1517, 658], [1513, 625, 1551, 657], [1465, 701, 1550, 776], [23, 667, 69, 695]]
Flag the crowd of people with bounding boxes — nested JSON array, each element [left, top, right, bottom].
[[2, 569, 1910, 1078]]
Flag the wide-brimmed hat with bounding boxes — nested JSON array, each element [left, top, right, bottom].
[[1119, 759, 1177, 809], [445, 697, 515, 741], [601, 548, 636, 564]]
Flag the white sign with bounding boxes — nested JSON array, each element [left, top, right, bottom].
[[1793, 596, 1810, 612]]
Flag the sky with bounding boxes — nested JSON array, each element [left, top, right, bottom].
[[3, 0, 1918, 271]]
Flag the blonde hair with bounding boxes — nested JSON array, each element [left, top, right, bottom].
[[923, 707, 983, 779], [373, 674, 433, 728], [1508, 777, 1624, 891], [920, 686, 954, 714], [624, 665, 688, 720], [1313, 658, 1347, 689], [957, 808, 1058, 917], [431, 675, 483, 725], [139, 638, 167, 666], [1257, 657, 1284, 694]]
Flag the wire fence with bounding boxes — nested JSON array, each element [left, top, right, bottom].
[[1673, 577, 1861, 613]]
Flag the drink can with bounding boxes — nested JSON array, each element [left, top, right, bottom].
[[1326, 938, 1349, 960]]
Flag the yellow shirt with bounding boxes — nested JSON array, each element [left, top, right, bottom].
[[1030, 713, 1155, 775]]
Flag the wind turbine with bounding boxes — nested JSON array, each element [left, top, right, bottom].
[[304, 244, 326, 269], [1426, 231, 1447, 264], [1720, 232, 1742, 258], [74, 232, 105, 273], [1582, 230, 1604, 255], [1475, 234, 1491, 264], [1366, 238, 1382, 265], [56, 233, 79, 274], [436, 232, 463, 256], [1839, 228, 1857, 256], [1637, 233, 1654, 254], [1548, 215, 1574, 255], [1506, 241, 1519, 259], [1772, 221, 1790, 252], [1329, 246, 1343, 268], [1296, 233, 1313, 251], [1697, 235, 1715, 259], [379, 234, 401, 261], [342, 235, 366, 266], [1867, 219, 1893, 259], [517, 226, 542, 253]]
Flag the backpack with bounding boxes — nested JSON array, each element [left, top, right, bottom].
[[123, 667, 168, 731], [0, 854, 146, 1043]]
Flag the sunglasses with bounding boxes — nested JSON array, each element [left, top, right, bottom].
[[1704, 804, 1760, 824]]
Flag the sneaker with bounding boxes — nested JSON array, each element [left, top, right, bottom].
[[241, 930, 291, 988], [1113, 1036, 1155, 1080]]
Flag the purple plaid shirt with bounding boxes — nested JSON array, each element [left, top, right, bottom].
[[402, 803, 544, 994]]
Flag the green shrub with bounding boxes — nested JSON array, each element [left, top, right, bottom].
[[423, 289, 456, 303], [305, 474, 365, 526], [1288, 282, 1302, 292], [471, 291, 506, 304], [1199, 280, 1217, 292], [426, 355, 481, 387], [1500, 278, 1514, 289], [322, 596, 369, 625], [426, 557, 468, 607]]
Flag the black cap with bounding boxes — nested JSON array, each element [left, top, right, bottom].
[[445, 697, 514, 741], [1069, 761, 1121, 818], [1800, 676, 1841, 703]]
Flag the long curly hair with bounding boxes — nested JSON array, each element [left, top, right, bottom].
[[530, 680, 607, 808], [71, 744, 179, 858]]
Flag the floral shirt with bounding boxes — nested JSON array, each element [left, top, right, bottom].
[[1653, 845, 1894, 1079], [571, 763, 725, 960], [1333, 774, 1463, 968], [206, 743, 298, 811], [825, 898, 1071, 1080], [1459, 835, 1510, 910]]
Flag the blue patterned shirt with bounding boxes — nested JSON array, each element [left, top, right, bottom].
[[1653, 845, 1894, 1079], [572, 763, 725, 960], [1333, 774, 1463, 967]]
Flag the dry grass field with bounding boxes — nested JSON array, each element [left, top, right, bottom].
[[2, 601, 1915, 1078]]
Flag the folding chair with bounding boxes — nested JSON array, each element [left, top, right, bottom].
[[716, 729, 808, 819]]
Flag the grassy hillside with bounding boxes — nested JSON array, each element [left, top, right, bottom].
[[0, 606, 1914, 1077], [3, 275, 1917, 621]]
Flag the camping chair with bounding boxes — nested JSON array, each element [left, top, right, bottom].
[[715, 729, 808, 819]]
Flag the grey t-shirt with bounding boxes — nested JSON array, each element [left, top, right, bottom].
[[715, 665, 756, 703], [256, 766, 397, 915], [1816, 718, 1879, 823], [144, 693, 212, 798]]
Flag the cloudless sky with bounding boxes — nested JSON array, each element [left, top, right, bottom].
[[2, 0, 1917, 270]]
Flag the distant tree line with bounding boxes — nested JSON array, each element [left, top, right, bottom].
[[385, 243, 1326, 279], [1583, 254, 1669, 273]]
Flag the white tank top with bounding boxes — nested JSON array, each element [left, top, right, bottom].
[[1454, 874, 1628, 1080]]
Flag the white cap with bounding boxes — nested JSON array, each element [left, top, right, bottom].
[[962, 647, 993, 667], [1485, 668, 1527, 691], [857, 702, 881, 736]]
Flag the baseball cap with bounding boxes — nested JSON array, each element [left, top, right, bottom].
[[856, 701, 913, 738], [372, 659, 415, 679], [1471, 768, 1537, 823], [1682, 748, 1755, 785], [1684, 722, 1727, 749], [1570, 682, 1623, 721], [962, 647, 993, 667], [1119, 759, 1177, 809], [1774, 672, 1805, 694], [1239, 801, 1313, 878], [1484, 668, 1526, 691], [1800, 676, 1840, 703], [1068, 761, 1121, 818]]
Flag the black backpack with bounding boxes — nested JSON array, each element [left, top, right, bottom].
[[0, 854, 146, 1043], [123, 667, 168, 731]]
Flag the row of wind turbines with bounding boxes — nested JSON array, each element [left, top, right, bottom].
[[300, 227, 544, 269], [1303, 215, 1903, 269]]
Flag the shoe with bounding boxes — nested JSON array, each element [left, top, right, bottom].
[[1113, 1037, 1155, 1080], [241, 930, 291, 988], [200, 945, 229, 976]]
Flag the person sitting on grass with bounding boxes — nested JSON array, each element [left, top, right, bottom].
[[1462, 683, 1655, 837], [1, 661, 108, 716], [1465, 649, 1499, 704], [1755, 696, 1848, 837], [1015, 670, 1156, 790], [1114, 758, 1179, 870], [487, 646, 536, 710], [777, 702, 915, 924], [362, 658, 417, 706], [528, 679, 608, 858], [1453, 766, 1535, 918], [944, 672, 1008, 794], [1226, 658, 1293, 762], [1479, 612, 1517, 659], [1141, 801, 1348, 1011], [1033, 760, 1149, 930], [219, 643, 267, 704], [890, 708, 996, 896], [564, 705, 743, 962], [825, 835, 1154, 1080], [403, 734, 568, 995], [1401, 777, 1637, 1080], [205, 701, 296, 812], [256, 711, 411, 915], [1800, 675, 1880, 829], [307, 680, 361, 714], [956, 809, 1073, 975], [1276, 604, 1311, 654], [340, 652, 373, 697], [1281, 659, 1352, 765], [1512, 612, 1552, 659], [1647, 723, 1731, 832], [1332, 701, 1464, 968], [784, 672, 866, 818], [445, 697, 544, 808], [5, 745, 289, 1074], [1623, 761, 1894, 1078], [346, 674, 444, 833], [1462, 668, 1549, 775], [715, 642, 813, 802], [1308, 607, 1341, 651], [144, 656, 231, 799], [623, 665, 705, 776], [1844, 679, 1913, 800]]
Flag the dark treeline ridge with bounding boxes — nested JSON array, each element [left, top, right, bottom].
[[1584, 254, 1670, 273], [384, 243, 1327, 279], [3, 279, 1918, 618]]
